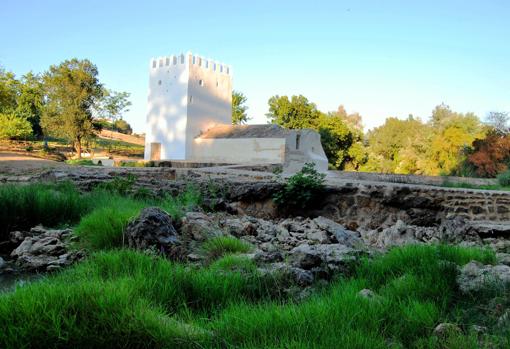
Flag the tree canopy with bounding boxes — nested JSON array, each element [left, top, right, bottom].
[[41, 58, 103, 158], [232, 90, 249, 124]]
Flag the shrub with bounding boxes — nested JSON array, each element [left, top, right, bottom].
[[65, 159, 101, 166], [273, 162, 326, 209], [201, 236, 252, 262], [497, 169, 510, 187], [96, 174, 137, 195], [0, 112, 32, 140]]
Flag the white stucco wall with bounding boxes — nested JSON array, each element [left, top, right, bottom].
[[144, 52, 232, 161], [191, 138, 286, 164], [283, 129, 329, 173]]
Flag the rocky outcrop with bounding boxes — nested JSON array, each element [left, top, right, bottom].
[[124, 207, 185, 260], [457, 261, 510, 293], [10, 226, 84, 271]]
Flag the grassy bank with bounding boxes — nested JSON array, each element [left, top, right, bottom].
[[1, 245, 507, 348]]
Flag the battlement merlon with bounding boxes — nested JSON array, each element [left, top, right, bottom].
[[149, 52, 232, 75]]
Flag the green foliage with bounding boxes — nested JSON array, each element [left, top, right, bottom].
[[0, 249, 283, 349], [267, 94, 321, 129], [201, 236, 252, 262], [41, 58, 103, 158], [0, 182, 95, 240], [497, 169, 510, 187], [74, 196, 145, 250], [232, 90, 249, 124], [65, 159, 101, 166], [96, 174, 137, 196], [2, 245, 500, 348], [273, 163, 326, 209], [94, 89, 131, 123], [0, 112, 33, 140]]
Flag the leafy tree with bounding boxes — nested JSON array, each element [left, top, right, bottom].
[[467, 131, 510, 177], [41, 59, 103, 158], [232, 90, 249, 124], [266, 95, 320, 129], [486, 111, 509, 135], [113, 119, 133, 135], [95, 89, 131, 122], [0, 67, 18, 113], [15, 72, 44, 136], [0, 112, 32, 140]]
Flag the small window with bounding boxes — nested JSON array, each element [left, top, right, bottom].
[[296, 134, 301, 150], [198, 79, 204, 86], [220, 65, 223, 73], [173, 56, 177, 65], [198, 57, 202, 66], [165, 57, 170, 66], [158, 80, 162, 86], [180, 54, 184, 64], [189, 95, 193, 103], [226, 67, 230, 74], [192, 56, 196, 64], [152, 60, 156, 68], [205, 60, 209, 68], [216, 81, 219, 87], [159, 59, 163, 67], [213, 63, 216, 71]]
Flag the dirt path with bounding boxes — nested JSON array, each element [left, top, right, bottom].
[[0, 152, 67, 176]]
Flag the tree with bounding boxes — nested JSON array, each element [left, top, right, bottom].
[[41, 59, 103, 158], [0, 67, 18, 114], [0, 112, 32, 140], [113, 119, 133, 135], [15, 72, 44, 137], [486, 111, 509, 135], [266, 95, 320, 129], [232, 90, 249, 124], [95, 89, 131, 122]]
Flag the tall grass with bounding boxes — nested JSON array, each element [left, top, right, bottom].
[[0, 245, 504, 348], [201, 236, 252, 262], [0, 182, 97, 239]]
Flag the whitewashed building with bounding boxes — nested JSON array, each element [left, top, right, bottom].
[[144, 52, 328, 172], [144, 52, 232, 160]]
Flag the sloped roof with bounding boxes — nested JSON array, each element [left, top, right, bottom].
[[197, 124, 290, 139]]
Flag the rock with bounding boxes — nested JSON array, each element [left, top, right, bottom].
[[254, 250, 284, 264], [457, 261, 510, 293], [497, 253, 510, 266], [433, 323, 461, 338], [438, 217, 481, 244], [9, 226, 82, 271], [180, 212, 221, 241], [0, 256, 5, 270], [261, 262, 314, 286], [358, 288, 377, 299], [470, 325, 487, 335], [125, 207, 182, 257], [313, 216, 362, 248], [288, 243, 358, 275]]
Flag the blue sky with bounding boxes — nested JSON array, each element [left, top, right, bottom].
[[1, 0, 509, 132]]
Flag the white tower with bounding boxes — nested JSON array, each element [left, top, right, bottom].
[[144, 52, 232, 160]]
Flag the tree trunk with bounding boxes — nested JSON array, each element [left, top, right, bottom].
[[76, 139, 82, 159]]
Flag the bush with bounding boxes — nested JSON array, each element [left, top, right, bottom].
[[201, 236, 252, 262], [65, 159, 101, 166], [273, 162, 326, 209], [497, 169, 510, 187], [0, 112, 32, 140]]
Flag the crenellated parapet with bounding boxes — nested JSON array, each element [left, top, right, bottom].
[[149, 52, 231, 75]]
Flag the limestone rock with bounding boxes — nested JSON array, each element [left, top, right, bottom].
[[9, 226, 82, 271], [457, 261, 510, 293], [124, 207, 183, 258], [358, 288, 377, 299], [288, 243, 358, 274], [433, 323, 461, 338], [180, 212, 222, 241], [313, 216, 362, 247]]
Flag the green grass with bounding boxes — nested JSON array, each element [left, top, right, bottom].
[[201, 236, 252, 262], [0, 182, 97, 240], [442, 181, 510, 191], [65, 159, 101, 166], [0, 181, 201, 249], [0, 245, 504, 348]]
